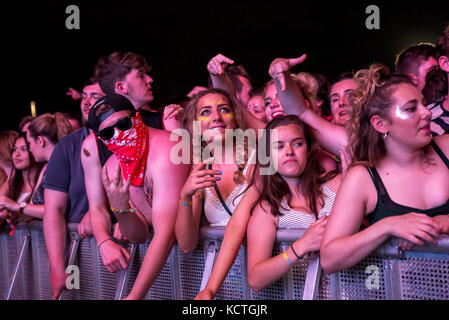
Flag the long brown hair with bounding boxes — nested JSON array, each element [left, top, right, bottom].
[[8, 133, 43, 202], [248, 115, 336, 218]]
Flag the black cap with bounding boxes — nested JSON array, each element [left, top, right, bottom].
[[88, 94, 135, 133]]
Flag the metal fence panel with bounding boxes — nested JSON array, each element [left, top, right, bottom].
[[1, 223, 449, 300]]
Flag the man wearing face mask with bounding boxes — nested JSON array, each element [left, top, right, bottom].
[[84, 94, 189, 300]]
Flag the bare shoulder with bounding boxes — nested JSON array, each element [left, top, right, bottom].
[[81, 132, 100, 162], [344, 165, 374, 188], [324, 173, 342, 193], [148, 127, 178, 161], [81, 132, 97, 150], [337, 164, 377, 208], [146, 127, 189, 181], [251, 200, 277, 226]]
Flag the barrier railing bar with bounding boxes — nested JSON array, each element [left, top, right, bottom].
[[302, 253, 321, 300], [2, 223, 449, 300], [114, 244, 137, 300], [6, 232, 30, 300], [200, 240, 218, 292]]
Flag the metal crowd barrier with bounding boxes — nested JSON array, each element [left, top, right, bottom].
[[0, 221, 448, 300]]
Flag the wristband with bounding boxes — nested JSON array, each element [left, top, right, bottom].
[[98, 238, 113, 249], [179, 200, 192, 207], [111, 207, 136, 214], [282, 251, 293, 267], [290, 244, 302, 260]]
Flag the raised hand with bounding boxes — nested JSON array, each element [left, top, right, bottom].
[[207, 54, 235, 76], [180, 159, 222, 200], [339, 146, 353, 179], [66, 87, 82, 100], [163, 104, 184, 121], [268, 54, 307, 92], [101, 164, 131, 211]]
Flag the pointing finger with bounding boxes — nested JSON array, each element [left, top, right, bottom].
[[101, 166, 111, 187], [288, 54, 307, 67]]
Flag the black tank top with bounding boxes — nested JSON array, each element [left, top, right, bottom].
[[367, 140, 449, 225]]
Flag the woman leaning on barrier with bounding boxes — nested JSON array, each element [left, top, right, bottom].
[[245, 115, 341, 292], [320, 64, 449, 275], [196, 115, 341, 298]]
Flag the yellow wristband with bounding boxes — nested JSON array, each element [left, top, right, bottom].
[[282, 251, 293, 267]]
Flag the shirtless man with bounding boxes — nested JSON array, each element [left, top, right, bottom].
[[81, 52, 188, 299]]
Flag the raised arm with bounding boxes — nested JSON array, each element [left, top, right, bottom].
[[101, 163, 150, 244], [207, 53, 236, 95], [207, 53, 266, 130], [269, 55, 348, 155], [176, 160, 221, 253]]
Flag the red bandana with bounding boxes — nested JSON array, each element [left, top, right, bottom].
[[102, 113, 149, 186]]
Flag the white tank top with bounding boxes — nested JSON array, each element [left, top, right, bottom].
[[203, 150, 256, 227], [277, 184, 336, 229]]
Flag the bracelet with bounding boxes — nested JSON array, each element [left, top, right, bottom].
[[282, 251, 293, 267], [290, 244, 302, 260], [98, 238, 113, 249], [111, 206, 136, 214], [179, 200, 192, 207]]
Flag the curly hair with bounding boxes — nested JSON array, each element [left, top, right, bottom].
[[346, 63, 423, 167]]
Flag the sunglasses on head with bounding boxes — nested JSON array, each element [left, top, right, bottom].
[[98, 115, 133, 140]]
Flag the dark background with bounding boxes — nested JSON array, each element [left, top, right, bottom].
[[3, 0, 448, 131]]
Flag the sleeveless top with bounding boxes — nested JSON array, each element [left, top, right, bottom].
[[366, 140, 449, 225], [277, 184, 336, 229], [32, 171, 45, 205], [203, 150, 256, 227]]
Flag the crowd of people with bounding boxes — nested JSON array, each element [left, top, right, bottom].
[[0, 25, 448, 300]]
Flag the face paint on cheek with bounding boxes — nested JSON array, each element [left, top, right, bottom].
[[197, 116, 210, 122], [394, 105, 412, 120], [224, 113, 234, 119]]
